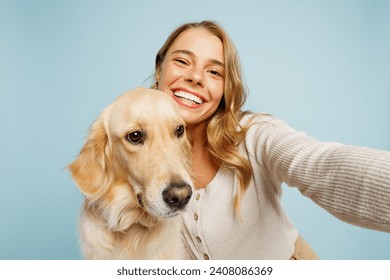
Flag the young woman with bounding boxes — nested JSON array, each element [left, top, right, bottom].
[[151, 20, 390, 259]]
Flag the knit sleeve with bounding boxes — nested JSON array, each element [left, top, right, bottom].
[[245, 114, 390, 233]]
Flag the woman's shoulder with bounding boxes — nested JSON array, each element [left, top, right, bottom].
[[239, 111, 292, 130], [238, 112, 301, 150]]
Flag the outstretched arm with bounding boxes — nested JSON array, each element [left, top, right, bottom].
[[249, 115, 390, 233]]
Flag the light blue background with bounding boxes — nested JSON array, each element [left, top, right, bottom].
[[0, 0, 389, 259]]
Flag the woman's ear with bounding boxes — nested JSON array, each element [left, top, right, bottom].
[[156, 66, 162, 82], [68, 117, 112, 198]]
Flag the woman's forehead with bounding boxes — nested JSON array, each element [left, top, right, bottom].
[[168, 28, 224, 61]]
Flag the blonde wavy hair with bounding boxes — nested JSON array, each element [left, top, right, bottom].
[[152, 20, 253, 212]]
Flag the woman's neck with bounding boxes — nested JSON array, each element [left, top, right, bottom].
[[186, 122, 207, 150], [186, 122, 220, 189]]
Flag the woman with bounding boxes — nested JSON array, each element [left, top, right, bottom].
[[151, 20, 390, 259]]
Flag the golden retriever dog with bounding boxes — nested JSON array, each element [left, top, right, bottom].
[[69, 87, 193, 259]]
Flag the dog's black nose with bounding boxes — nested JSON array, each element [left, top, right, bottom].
[[162, 182, 192, 210]]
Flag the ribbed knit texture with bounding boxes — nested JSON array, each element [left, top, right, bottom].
[[181, 114, 390, 259]]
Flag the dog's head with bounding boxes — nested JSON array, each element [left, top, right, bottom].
[[69, 87, 193, 229]]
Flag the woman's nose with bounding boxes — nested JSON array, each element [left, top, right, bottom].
[[184, 68, 204, 87]]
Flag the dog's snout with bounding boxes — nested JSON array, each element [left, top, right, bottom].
[[162, 182, 192, 210]]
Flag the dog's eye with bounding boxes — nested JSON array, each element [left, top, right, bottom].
[[175, 125, 185, 138], [126, 131, 144, 144]]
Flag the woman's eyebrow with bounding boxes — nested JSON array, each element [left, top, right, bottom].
[[172, 49, 193, 56], [172, 49, 224, 67]]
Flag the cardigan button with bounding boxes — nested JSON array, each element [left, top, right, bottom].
[[196, 236, 202, 243], [195, 193, 200, 200], [203, 254, 209, 260], [194, 213, 198, 221]]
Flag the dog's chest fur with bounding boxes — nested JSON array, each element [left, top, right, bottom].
[[79, 205, 185, 259]]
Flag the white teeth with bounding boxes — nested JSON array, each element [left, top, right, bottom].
[[173, 91, 203, 105]]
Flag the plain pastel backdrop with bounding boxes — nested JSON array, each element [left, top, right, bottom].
[[0, 0, 389, 259]]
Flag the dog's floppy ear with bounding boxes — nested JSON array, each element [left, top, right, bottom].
[[69, 116, 113, 198]]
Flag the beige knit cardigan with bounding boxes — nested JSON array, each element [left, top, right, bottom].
[[182, 114, 390, 259]]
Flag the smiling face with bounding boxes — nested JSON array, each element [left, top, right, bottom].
[[156, 28, 225, 128]]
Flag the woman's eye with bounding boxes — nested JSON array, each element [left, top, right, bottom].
[[175, 125, 185, 138], [126, 131, 144, 144], [209, 69, 223, 77], [175, 58, 188, 65]]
